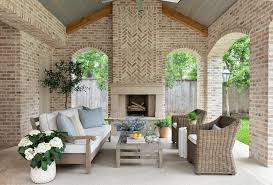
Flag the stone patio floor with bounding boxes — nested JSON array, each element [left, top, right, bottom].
[[0, 136, 272, 185]]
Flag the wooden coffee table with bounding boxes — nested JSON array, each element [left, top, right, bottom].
[[116, 133, 163, 168]]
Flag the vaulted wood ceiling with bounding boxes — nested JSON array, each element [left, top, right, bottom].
[[39, 0, 237, 33]]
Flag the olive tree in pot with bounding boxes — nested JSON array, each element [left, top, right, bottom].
[[42, 61, 85, 109], [155, 117, 172, 138]]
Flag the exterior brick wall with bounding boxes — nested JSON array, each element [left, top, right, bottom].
[[0, 21, 53, 145], [19, 32, 53, 137], [0, 0, 272, 167], [159, 14, 207, 110], [112, 0, 162, 85], [51, 16, 113, 112], [207, 0, 273, 166], [0, 0, 66, 47], [50, 0, 208, 118], [0, 22, 21, 145]]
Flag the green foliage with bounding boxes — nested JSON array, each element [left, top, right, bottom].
[[223, 36, 250, 90], [165, 51, 197, 89], [186, 111, 198, 121], [237, 117, 249, 145], [76, 50, 108, 91], [18, 131, 68, 171], [155, 117, 172, 128], [42, 61, 85, 108]]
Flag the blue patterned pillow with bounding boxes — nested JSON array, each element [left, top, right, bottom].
[[78, 107, 104, 129]]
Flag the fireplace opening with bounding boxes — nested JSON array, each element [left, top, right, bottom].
[[126, 95, 155, 117]]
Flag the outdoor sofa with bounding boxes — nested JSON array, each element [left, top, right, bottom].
[[31, 107, 111, 173]]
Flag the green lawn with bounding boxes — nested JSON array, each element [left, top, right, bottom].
[[237, 117, 249, 145]]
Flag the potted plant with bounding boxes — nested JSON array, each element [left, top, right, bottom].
[[155, 117, 172, 138], [42, 60, 85, 109], [18, 130, 67, 184], [145, 127, 159, 143], [185, 111, 198, 124], [116, 118, 146, 136]]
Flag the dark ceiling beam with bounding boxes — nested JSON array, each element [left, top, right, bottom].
[[66, 4, 112, 34], [162, 5, 208, 37]]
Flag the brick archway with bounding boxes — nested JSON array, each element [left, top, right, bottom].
[[208, 28, 249, 57], [71, 45, 112, 61], [165, 47, 206, 110], [70, 47, 109, 110], [206, 31, 249, 121]]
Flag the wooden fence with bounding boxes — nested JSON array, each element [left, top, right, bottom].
[[72, 79, 249, 116], [72, 79, 108, 114], [165, 80, 197, 114]]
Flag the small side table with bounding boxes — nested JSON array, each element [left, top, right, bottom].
[[178, 127, 187, 158]]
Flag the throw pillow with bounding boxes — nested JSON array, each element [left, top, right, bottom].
[[212, 124, 221, 130], [78, 107, 104, 129], [70, 114, 85, 136], [56, 113, 77, 136]]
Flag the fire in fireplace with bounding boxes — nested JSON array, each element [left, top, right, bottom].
[[126, 95, 155, 117]]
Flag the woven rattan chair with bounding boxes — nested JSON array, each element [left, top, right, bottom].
[[187, 116, 240, 175], [171, 109, 207, 146]]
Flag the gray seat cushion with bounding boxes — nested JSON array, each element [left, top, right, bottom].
[[64, 125, 111, 154], [78, 107, 104, 129], [212, 124, 221, 130], [188, 134, 197, 145]]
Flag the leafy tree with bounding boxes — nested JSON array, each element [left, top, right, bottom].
[[75, 50, 108, 91], [223, 36, 250, 90], [165, 51, 197, 88], [42, 61, 85, 109]]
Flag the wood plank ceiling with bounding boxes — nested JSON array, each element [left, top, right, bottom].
[[38, 0, 237, 33]]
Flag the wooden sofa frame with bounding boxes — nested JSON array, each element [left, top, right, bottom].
[[30, 117, 111, 174]]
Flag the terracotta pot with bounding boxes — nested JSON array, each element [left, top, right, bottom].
[[159, 127, 169, 138], [190, 120, 197, 125]]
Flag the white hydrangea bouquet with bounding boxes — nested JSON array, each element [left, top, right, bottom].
[[18, 130, 67, 171]]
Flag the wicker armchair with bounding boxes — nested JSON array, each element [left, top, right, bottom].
[[171, 109, 207, 146], [187, 116, 240, 175]]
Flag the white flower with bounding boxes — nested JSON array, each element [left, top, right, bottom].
[[18, 137, 33, 147], [35, 142, 51, 154], [24, 148, 36, 161], [49, 137, 63, 149], [29, 130, 41, 136], [44, 130, 54, 136]]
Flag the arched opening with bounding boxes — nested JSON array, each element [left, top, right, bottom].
[[207, 31, 250, 145], [165, 49, 201, 115], [71, 48, 109, 115]]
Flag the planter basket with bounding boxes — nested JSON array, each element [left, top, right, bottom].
[[30, 161, 56, 184]]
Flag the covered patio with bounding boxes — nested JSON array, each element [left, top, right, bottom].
[[0, 0, 273, 184]]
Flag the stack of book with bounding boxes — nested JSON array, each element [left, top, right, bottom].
[[126, 137, 146, 144]]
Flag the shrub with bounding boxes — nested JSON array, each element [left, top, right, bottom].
[[186, 112, 197, 121]]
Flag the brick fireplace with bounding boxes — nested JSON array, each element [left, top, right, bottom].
[[110, 85, 164, 118], [109, 0, 165, 118]]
